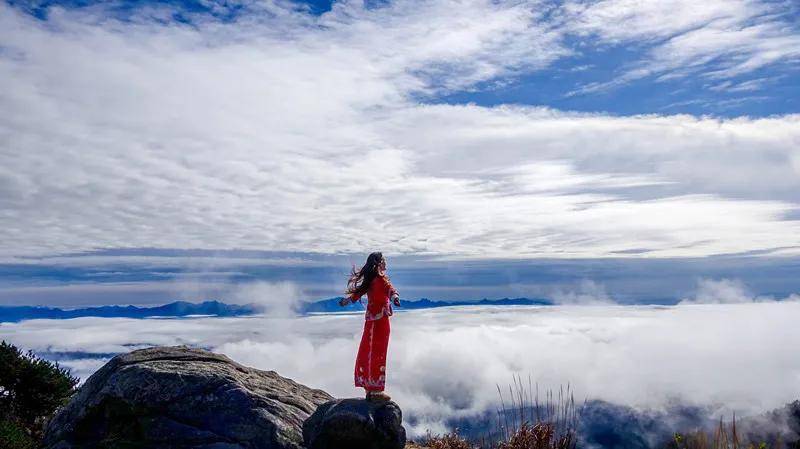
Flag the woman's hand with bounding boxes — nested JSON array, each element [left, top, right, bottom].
[[391, 293, 401, 307], [339, 297, 352, 307]]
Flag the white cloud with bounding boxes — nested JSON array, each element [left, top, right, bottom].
[[563, 0, 760, 42], [1, 1, 799, 262], [3, 303, 800, 436], [229, 281, 305, 316], [551, 280, 614, 304], [564, 0, 800, 93], [708, 76, 781, 93], [681, 278, 754, 304], [680, 278, 800, 304], [792, 152, 800, 176]]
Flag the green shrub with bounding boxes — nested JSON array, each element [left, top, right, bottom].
[[0, 340, 78, 447], [0, 419, 37, 449]]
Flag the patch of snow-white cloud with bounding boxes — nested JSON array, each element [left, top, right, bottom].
[[229, 281, 306, 316], [551, 280, 614, 305], [680, 278, 800, 304]]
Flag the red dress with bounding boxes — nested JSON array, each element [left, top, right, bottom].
[[352, 275, 397, 392]]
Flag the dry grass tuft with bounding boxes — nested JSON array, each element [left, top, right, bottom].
[[424, 431, 473, 449], [495, 422, 575, 449], [420, 375, 579, 449], [668, 415, 776, 449]]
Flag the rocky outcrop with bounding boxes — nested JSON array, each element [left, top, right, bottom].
[[303, 398, 406, 449], [43, 346, 333, 449]]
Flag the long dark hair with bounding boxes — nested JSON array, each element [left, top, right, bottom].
[[346, 252, 385, 300]]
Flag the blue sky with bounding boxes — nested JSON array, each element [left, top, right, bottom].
[[1, 0, 800, 306]]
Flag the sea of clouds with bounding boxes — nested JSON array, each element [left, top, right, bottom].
[[2, 298, 799, 437]]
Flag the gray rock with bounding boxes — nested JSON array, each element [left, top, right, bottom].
[[43, 346, 333, 449], [303, 398, 406, 449]]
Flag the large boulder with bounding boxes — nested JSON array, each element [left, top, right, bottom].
[[43, 346, 333, 449], [303, 398, 406, 449]]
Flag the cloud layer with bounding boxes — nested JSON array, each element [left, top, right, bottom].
[[1, 0, 799, 262], [3, 303, 800, 436]]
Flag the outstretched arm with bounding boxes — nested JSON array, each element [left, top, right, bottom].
[[386, 280, 400, 306]]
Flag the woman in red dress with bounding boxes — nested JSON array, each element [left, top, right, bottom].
[[339, 252, 401, 401]]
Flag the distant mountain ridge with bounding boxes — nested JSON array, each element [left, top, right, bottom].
[[301, 296, 552, 313], [0, 300, 257, 323], [0, 297, 553, 322]]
